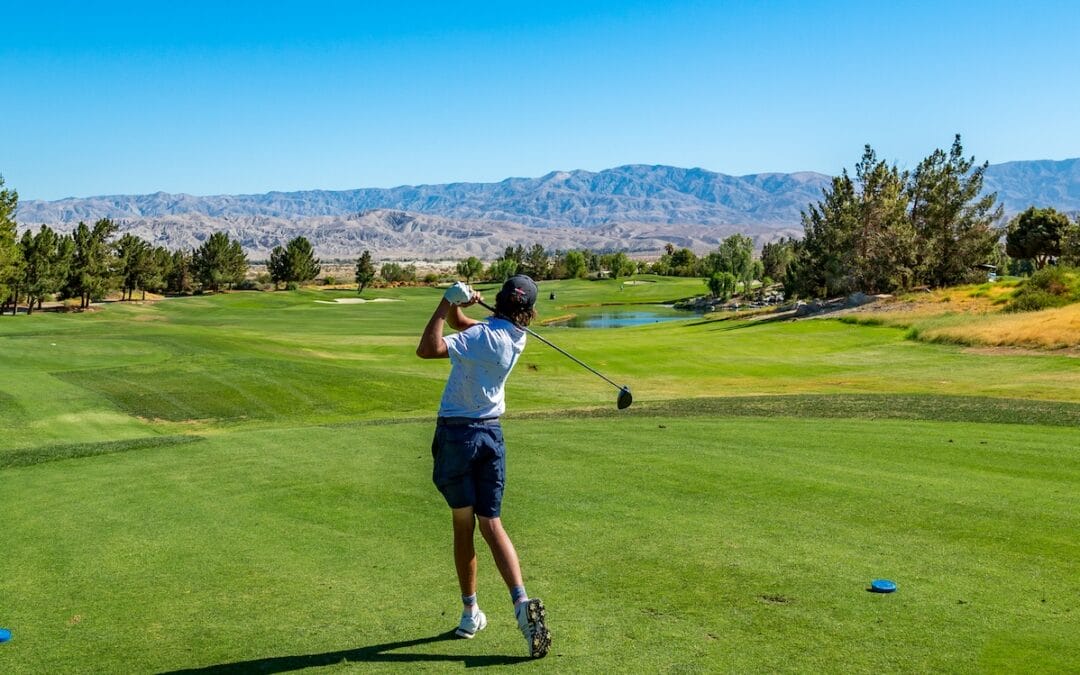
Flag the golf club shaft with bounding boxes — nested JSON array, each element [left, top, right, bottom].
[[477, 300, 624, 392]]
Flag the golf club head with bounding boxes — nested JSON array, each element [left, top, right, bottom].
[[617, 386, 633, 409]]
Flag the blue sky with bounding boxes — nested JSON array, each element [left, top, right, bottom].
[[4, 0, 1079, 200]]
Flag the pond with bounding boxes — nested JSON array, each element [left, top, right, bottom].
[[549, 306, 699, 328]]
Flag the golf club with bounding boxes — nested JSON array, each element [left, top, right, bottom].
[[477, 300, 633, 409]]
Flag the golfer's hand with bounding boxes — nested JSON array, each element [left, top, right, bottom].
[[443, 282, 473, 306], [463, 291, 483, 308]]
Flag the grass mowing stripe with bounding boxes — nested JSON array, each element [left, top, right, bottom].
[[503, 394, 1080, 427], [0, 435, 205, 469]]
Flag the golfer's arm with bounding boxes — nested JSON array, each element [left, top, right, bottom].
[[446, 305, 480, 332], [416, 300, 451, 359]]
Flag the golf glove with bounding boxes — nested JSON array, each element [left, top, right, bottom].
[[444, 282, 473, 305]]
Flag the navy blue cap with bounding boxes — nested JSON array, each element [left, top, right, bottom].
[[497, 274, 537, 310]]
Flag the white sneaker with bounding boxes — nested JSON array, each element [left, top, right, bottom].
[[515, 598, 551, 658], [455, 608, 487, 639]]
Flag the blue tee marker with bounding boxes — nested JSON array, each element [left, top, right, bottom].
[[0, 628, 11, 643], [870, 579, 897, 593]]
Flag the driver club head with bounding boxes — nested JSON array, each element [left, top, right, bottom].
[[617, 386, 633, 410]]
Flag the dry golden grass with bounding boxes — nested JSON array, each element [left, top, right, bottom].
[[845, 280, 1079, 351], [918, 303, 1080, 350]]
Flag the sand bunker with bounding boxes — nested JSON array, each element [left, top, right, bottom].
[[315, 298, 402, 305]]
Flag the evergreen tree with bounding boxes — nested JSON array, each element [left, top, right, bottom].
[[268, 245, 289, 287], [908, 135, 1002, 286], [65, 219, 118, 308], [790, 170, 859, 298], [269, 236, 320, 287], [354, 250, 375, 294], [0, 175, 20, 314], [115, 233, 152, 300], [523, 244, 550, 279], [142, 246, 173, 297], [19, 225, 68, 314], [850, 146, 914, 294], [193, 232, 248, 292], [167, 249, 194, 295]]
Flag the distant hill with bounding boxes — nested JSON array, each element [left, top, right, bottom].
[[15, 160, 1080, 259]]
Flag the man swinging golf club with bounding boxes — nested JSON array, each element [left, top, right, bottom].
[[416, 274, 552, 659]]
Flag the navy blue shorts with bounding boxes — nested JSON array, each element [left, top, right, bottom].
[[431, 418, 506, 518]]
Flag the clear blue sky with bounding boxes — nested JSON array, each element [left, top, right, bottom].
[[4, 0, 1079, 200]]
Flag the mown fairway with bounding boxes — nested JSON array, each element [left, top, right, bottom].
[[1, 278, 1078, 673]]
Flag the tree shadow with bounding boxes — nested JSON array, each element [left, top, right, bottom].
[[158, 631, 531, 673]]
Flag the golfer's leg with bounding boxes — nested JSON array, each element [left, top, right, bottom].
[[477, 515, 524, 591], [452, 506, 478, 597]]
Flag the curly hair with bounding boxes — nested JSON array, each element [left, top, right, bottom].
[[494, 302, 536, 328], [494, 295, 537, 327]]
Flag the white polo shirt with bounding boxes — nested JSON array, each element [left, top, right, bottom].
[[439, 317, 527, 418]]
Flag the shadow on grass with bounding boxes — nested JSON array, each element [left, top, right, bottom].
[[158, 631, 531, 673]]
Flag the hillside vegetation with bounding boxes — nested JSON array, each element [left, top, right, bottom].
[[837, 271, 1080, 351]]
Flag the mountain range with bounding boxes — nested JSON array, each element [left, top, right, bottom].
[[15, 159, 1080, 259]]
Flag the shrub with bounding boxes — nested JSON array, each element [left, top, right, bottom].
[[285, 281, 299, 291], [1005, 266, 1080, 312], [323, 276, 336, 286]]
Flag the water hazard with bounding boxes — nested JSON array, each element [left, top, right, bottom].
[[549, 306, 699, 328]]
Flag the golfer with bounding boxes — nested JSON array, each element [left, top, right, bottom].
[[416, 274, 551, 659]]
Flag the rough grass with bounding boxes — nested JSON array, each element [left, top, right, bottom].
[[842, 278, 1080, 350]]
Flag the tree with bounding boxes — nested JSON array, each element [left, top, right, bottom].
[[563, 250, 587, 279], [788, 169, 858, 298], [0, 175, 20, 314], [167, 249, 194, 294], [850, 146, 914, 293], [485, 258, 518, 282], [355, 250, 376, 294], [19, 225, 69, 314], [115, 233, 153, 301], [456, 256, 483, 283], [268, 236, 320, 287], [908, 135, 1002, 286], [523, 244, 550, 279], [65, 218, 118, 309], [1061, 218, 1080, 267], [670, 248, 698, 276], [789, 145, 918, 297], [193, 232, 248, 292], [142, 246, 173, 297], [1006, 206, 1071, 270], [380, 262, 416, 283], [502, 245, 525, 268], [760, 237, 796, 283], [707, 271, 737, 300], [599, 252, 636, 278], [703, 234, 755, 288]]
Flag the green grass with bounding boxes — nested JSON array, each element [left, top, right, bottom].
[[1, 277, 1078, 673]]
